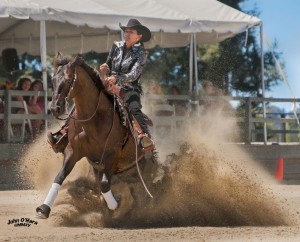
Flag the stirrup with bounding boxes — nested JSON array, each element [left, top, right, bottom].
[[139, 134, 155, 152], [47, 131, 68, 153]]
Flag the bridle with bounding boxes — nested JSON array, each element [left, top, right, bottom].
[[55, 68, 101, 123]]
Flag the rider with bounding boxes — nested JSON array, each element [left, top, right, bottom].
[[48, 18, 154, 151]]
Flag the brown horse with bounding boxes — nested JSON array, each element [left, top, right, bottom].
[[36, 54, 154, 219]]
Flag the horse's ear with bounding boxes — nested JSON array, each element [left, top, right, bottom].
[[56, 52, 63, 59], [54, 52, 63, 69]]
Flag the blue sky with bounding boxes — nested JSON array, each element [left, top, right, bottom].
[[240, 0, 300, 110]]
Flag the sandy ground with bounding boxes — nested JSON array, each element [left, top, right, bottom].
[[2, 113, 300, 241], [1, 187, 300, 242]]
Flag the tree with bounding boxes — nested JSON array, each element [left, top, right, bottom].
[[143, 0, 284, 97], [202, 0, 284, 97], [143, 46, 190, 94]]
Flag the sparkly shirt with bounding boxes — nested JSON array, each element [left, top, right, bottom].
[[106, 41, 148, 89]]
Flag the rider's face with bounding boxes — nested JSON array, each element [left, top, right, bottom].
[[124, 28, 142, 48]]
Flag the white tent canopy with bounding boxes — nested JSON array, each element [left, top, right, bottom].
[[0, 0, 261, 55], [0, 0, 267, 141]]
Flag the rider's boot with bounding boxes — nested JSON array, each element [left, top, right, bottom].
[[47, 127, 68, 153], [132, 117, 154, 152], [138, 132, 155, 152]]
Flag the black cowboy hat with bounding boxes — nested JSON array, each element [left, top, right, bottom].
[[119, 19, 151, 42]]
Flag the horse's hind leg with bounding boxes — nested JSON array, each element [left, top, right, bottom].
[[101, 173, 118, 210]]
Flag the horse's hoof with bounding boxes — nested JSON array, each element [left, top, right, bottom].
[[36, 204, 51, 219]]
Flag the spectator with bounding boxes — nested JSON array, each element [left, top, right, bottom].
[[14, 77, 32, 104], [0, 80, 14, 91], [28, 79, 45, 112], [147, 80, 163, 94], [203, 81, 218, 96], [145, 80, 165, 105], [168, 85, 186, 115], [169, 85, 180, 95], [199, 80, 222, 113], [14, 77, 43, 136]]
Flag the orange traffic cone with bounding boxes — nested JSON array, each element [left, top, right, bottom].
[[275, 157, 284, 180]]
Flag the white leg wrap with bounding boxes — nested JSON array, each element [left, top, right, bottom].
[[43, 183, 61, 208], [101, 190, 118, 210]]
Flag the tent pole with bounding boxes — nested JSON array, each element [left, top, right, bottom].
[[193, 33, 199, 96], [260, 23, 267, 144], [189, 33, 193, 94], [40, 20, 48, 132]]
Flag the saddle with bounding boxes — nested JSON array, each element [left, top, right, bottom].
[[102, 79, 153, 126], [102, 86, 155, 152], [112, 91, 155, 152]]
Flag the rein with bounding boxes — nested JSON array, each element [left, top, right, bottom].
[[67, 94, 101, 122], [56, 73, 101, 123], [126, 110, 153, 199]]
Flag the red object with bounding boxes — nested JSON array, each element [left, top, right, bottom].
[[275, 158, 284, 180]]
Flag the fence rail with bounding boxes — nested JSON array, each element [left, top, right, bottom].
[[1, 90, 300, 144], [0, 90, 53, 142], [143, 94, 300, 144]]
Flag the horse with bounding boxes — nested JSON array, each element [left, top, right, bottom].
[[36, 54, 154, 219]]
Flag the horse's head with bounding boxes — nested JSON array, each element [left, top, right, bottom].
[[50, 53, 78, 117]]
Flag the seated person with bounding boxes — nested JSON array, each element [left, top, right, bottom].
[[28, 79, 45, 112], [14, 77, 43, 136], [168, 85, 187, 116], [0, 80, 14, 91], [199, 80, 221, 110]]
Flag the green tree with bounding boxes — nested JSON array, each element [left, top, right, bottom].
[[143, 0, 284, 98], [143, 46, 190, 94], [202, 0, 284, 97]]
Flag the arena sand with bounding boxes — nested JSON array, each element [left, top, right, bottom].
[[17, 108, 300, 229]]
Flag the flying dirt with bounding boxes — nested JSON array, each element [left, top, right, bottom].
[[17, 110, 299, 228]]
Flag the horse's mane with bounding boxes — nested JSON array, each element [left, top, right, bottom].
[[53, 55, 71, 69], [54, 54, 105, 92]]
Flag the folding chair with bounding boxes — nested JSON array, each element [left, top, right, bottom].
[[9, 100, 33, 142]]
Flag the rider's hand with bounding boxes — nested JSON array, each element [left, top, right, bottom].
[[99, 63, 109, 75], [106, 76, 116, 85]]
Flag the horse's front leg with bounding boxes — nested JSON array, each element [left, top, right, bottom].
[[101, 172, 118, 210], [93, 168, 118, 210], [36, 151, 79, 219]]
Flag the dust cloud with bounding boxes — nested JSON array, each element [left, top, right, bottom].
[[18, 109, 298, 228]]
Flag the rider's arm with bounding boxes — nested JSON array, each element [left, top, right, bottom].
[[116, 50, 148, 85]]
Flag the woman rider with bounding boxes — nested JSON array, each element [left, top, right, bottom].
[[48, 19, 154, 151]]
